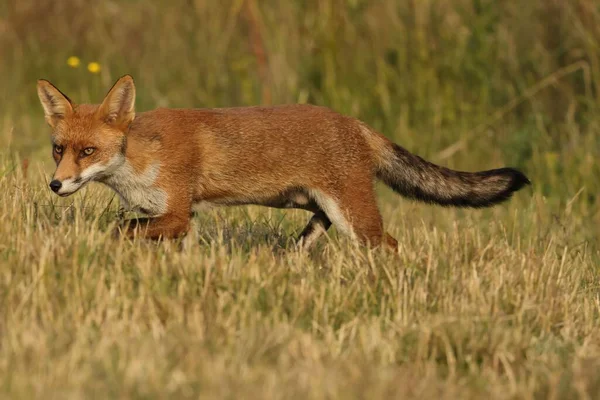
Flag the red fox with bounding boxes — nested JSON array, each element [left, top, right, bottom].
[[37, 75, 530, 250]]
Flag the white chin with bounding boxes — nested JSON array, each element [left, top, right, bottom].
[[57, 185, 83, 197], [56, 179, 88, 196]]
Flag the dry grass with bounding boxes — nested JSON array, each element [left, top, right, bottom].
[[0, 155, 598, 399], [0, 0, 599, 398]]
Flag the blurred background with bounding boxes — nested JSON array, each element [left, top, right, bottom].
[[0, 0, 598, 239]]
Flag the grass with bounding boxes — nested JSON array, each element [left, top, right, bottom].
[[1, 173, 598, 398], [1, 0, 599, 398]]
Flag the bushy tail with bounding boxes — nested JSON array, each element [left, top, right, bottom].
[[375, 142, 530, 208]]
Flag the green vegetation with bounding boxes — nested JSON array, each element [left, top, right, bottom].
[[0, 0, 598, 398]]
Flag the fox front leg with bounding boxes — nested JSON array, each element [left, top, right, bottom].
[[115, 213, 191, 240]]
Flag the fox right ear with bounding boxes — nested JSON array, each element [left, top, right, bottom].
[[37, 80, 74, 128], [98, 75, 136, 129]]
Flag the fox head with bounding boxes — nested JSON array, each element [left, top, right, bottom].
[[37, 75, 136, 196]]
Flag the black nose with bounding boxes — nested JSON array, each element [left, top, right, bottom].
[[49, 180, 62, 192]]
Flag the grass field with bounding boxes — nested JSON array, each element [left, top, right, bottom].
[[1, 0, 599, 398]]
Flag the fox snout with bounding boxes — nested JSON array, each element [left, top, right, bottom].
[[48, 156, 124, 197], [49, 175, 84, 197]]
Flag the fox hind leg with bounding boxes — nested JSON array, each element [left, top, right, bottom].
[[384, 233, 399, 251], [309, 186, 398, 252], [297, 210, 332, 250]]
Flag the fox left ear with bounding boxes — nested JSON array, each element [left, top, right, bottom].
[[98, 75, 136, 128], [37, 79, 74, 128]]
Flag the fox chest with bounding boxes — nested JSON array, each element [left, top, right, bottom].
[[102, 162, 168, 216]]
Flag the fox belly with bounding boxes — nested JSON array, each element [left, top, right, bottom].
[[192, 187, 317, 212]]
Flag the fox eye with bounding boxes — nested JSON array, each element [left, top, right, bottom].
[[82, 147, 95, 156], [53, 145, 63, 154]]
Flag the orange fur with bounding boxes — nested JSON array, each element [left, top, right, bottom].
[[37, 75, 530, 250]]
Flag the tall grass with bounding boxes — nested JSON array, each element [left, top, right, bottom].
[[0, 0, 599, 398]]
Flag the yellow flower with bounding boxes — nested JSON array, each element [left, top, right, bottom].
[[66, 56, 80, 68], [87, 62, 101, 74]]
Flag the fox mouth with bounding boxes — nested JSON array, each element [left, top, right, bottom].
[[56, 187, 82, 197], [54, 177, 92, 197]]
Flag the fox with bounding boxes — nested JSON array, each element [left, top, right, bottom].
[[36, 75, 530, 251]]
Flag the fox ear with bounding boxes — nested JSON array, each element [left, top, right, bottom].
[[98, 75, 136, 128], [37, 80, 74, 128]]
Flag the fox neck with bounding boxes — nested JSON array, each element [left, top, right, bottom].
[[100, 154, 168, 216]]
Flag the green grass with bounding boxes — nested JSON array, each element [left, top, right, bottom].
[[0, 0, 599, 398]]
